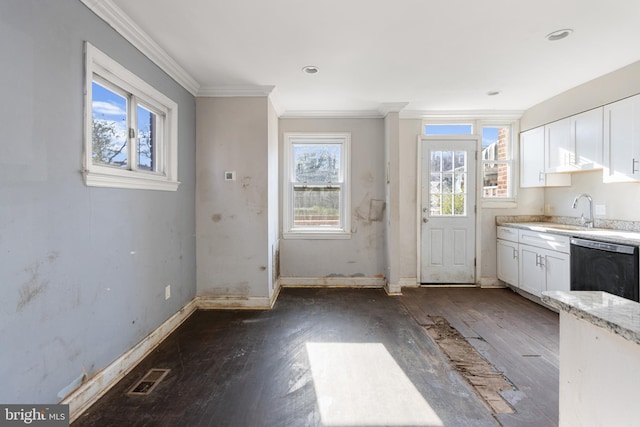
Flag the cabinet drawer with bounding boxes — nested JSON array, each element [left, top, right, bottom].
[[497, 226, 519, 242], [518, 229, 570, 254]]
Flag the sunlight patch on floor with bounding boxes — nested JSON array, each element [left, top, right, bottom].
[[306, 342, 443, 427]]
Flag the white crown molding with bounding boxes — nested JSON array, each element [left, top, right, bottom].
[[280, 109, 384, 119], [378, 102, 409, 117], [400, 109, 524, 120], [268, 87, 285, 117], [80, 0, 200, 95], [197, 85, 276, 97]]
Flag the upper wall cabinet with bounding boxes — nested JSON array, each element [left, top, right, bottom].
[[545, 107, 603, 173], [520, 127, 571, 188], [603, 94, 640, 183]]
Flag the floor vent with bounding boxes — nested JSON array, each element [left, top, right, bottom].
[[127, 369, 170, 396]]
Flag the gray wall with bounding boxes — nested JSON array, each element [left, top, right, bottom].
[[0, 0, 196, 403], [196, 97, 275, 298], [279, 118, 386, 278]]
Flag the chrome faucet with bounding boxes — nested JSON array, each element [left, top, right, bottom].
[[572, 193, 594, 228]]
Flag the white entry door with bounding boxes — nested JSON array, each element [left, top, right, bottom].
[[420, 138, 477, 284]]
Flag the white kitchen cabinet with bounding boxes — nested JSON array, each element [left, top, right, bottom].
[[545, 108, 603, 173], [518, 229, 570, 297], [496, 226, 519, 287], [603, 94, 640, 183], [520, 127, 571, 188], [543, 248, 570, 292], [545, 117, 573, 172], [518, 244, 546, 296], [573, 107, 604, 170]]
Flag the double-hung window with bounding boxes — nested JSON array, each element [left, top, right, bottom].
[[283, 133, 351, 239], [83, 42, 179, 191], [481, 124, 514, 199]]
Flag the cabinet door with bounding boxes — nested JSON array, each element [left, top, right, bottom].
[[497, 239, 519, 287], [604, 94, 640, 182], [519, 245, 545, 297], [543, 248, 570, 292], [573, 107, 603, 170], [545, 118, 573, 172], [520, 127, 546, 187]]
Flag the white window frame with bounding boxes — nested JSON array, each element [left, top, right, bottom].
[[83, 42, 179, 191], [479, 121, 517, 206], [422, 118, 518, 208], [283, 132, 351, 239]]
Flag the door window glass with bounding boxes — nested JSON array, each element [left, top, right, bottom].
[[430, 150, 467, 216]]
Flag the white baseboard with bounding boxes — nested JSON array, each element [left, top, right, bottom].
[[478, 277, 506, 288], [63, 298, 198, 423], [384, 277, 419, 295], [279, 276, 385, 288], [197, 286, 280, 310], [399, 277, 418, 288]]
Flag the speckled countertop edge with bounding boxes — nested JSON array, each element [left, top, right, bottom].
[[495, 215, 640, 246], [542, 291, 640, 345]]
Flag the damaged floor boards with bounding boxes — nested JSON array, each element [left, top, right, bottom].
[[73, 288, 499, 427], [73, 287, 558, 427], [400, 287, 559, 427]]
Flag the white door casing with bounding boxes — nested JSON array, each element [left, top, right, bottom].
[[420, 138, 477, 283]]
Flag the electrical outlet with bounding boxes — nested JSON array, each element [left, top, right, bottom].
[[595, 204, 606, 216], [165, 285, 171, 300]]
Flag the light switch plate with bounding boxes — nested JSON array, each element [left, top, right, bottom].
[[595, 204, 606, 216]]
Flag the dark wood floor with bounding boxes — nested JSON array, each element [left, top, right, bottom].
[[400, 288, 559, 427], [73, 287, 558, 427]]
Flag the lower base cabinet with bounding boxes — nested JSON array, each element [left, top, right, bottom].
[[497, 226, 570, 298], [497, 238, 519, 286], [519, 244, 570, 297]]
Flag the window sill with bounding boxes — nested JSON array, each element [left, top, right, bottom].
[[481, 199, 517, 209], [83, 169, 180, 191], [283, 230, 351, 240]]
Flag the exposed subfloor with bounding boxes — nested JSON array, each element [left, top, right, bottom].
[[400, 287, 559, 427], [72, 287, 558, 427]]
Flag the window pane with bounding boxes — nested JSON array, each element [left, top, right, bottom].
[[482, 126, 509, 160], [91, 81, 128, 168], [424, 124, 473, 135], [430, 152, 442, 172], [483, 162, 510, 198], [293, 186, 340, 227], [482, 125, 511, 198], [137, 105, 157, 172], [293, 144, 340, 182], [430, 150, 467, 216]]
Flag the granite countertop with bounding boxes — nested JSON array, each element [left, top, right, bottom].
[[542, 291, 640, 345], [496, 220, 640, 246]]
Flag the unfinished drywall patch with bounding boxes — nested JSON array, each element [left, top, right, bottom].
[[369, 199, 386, 222]]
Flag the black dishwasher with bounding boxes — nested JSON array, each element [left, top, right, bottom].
[[570, 238, 639, 302]]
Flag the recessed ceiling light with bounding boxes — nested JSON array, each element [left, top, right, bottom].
[[546, 29, 573, 41], [302, 65, 319, 75], [487, 91, 500, 96]]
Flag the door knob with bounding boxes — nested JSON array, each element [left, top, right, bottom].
[[423, 218, 428, 223]]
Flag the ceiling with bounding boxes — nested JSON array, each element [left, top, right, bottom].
[[101, 0, 640, 116]]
